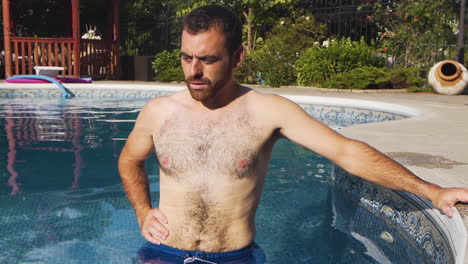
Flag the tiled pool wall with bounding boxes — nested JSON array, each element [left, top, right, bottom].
[[0, 86, 465, 263], [299, 103, 407, 129], [0, 87, 175, 99], [332, 166, 465, 264]]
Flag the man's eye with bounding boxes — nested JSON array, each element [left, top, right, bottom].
[[203, 58, 218, 64], [182, 56, 192, 62]]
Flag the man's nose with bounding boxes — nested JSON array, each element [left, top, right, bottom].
[[190, 60, 203, 79]]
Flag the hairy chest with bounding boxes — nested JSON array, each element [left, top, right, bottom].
[[154, 112, 269, 180]]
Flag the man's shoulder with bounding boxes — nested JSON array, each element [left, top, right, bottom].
[[242, 87, 296, 108], [144, 90, 187, 111]]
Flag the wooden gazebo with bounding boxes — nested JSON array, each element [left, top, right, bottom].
[[2, 0, 120, 79]]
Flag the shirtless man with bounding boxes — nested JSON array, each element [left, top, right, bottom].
[[119, 5, 468, 264]]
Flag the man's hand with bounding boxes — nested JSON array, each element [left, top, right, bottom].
[[139, 208, 169, 245], [431, 187, 468, 218]]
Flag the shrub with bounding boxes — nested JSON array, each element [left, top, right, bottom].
[[295, 38, 386, 87], [235, 52, 260, 85], [237, 14, 326, 87], [155, 68, 185, 83], [248, 41, 299, 87], [325, 66, 427, 90], [152, 49, 185, 82]]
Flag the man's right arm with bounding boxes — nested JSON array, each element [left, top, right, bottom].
[[118, 99, 169, 244]]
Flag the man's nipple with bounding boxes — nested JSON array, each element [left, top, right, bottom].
[[237, 159, 250, 169], [161, 156, 170, 166]]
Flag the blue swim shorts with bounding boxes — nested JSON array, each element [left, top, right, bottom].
[[137, 242, 266, 264]]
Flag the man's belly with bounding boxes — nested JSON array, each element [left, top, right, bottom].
[[160, 211, 255, 252], [158, 179, 262, 252]]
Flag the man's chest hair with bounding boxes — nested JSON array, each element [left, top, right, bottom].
[[154, 110, 268, 179]]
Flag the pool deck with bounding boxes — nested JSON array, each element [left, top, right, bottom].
[[1, 80, 468, 262]]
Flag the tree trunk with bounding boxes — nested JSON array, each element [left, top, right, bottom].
[[242, 7, 253, 53]]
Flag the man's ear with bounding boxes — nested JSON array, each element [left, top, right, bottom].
[[232, 46, 245, 69]]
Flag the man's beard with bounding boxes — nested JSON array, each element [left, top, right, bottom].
[[186, 77, 225, 102]]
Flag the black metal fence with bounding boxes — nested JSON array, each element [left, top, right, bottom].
[[305, 0, 466, 67], [301, 0, 378, 42], [138, 0, 465, 68]]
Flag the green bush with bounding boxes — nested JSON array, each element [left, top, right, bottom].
[[155, 68, 185, 83], [152, 49, 185, 82], [237, 14, 326, 87], [235, 52, 259, 84], [248, 41, 299, 87], [325, 66, 427, 90], [295, 38, 386, 87]]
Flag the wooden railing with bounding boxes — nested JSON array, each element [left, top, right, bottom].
[[80, 39, 119, 79], [10, 37, 76, 76], [7, 37, 119, 79]]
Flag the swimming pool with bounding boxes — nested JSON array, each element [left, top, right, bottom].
[[0, 88, 455, 263]]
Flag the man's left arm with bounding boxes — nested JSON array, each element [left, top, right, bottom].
[[267, 94, 468, 217]]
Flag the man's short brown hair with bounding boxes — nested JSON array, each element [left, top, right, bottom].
[[183, 5, 243, 55]]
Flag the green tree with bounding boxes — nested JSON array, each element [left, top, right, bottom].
[[120, 0, 174, 56], [164, 0, 295, 53], [361, 0, 460, 67]]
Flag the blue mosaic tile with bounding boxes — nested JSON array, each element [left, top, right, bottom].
[[0, 89, 170, 99], [332, 166, 452, 264], [300, 104, 407, 128]]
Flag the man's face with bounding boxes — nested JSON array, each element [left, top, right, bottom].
[[180, 28, 241, 102]]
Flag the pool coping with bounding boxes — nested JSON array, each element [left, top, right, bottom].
[[1, 81, 467, 263]]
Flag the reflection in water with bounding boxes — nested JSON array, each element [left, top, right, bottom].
[[4, 105, 84, 194], [1, 102, 134, 195], [0, 99, 153, 262]]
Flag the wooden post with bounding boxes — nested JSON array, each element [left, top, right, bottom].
[[456, 0, 466, 64], [3, 0, 12, 77], [113, 0, 120, 78], [72, 0, 81, 77]]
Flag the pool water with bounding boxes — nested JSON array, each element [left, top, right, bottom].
[[0, 97, 422, 263]]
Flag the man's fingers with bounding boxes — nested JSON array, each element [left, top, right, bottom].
[[143, 229, 162, 245], [143, 225, 168, 244], [152, 209, 168, 224], [147, 221, 169, 240], [140, 208, 169, 244], [434, 188, 468, 218], [442, 206, 454, 218], [457, 188, 468, 202], [143, 216, 169, 241]]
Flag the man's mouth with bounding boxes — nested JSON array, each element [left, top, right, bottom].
[[190, 82, 208, 90]]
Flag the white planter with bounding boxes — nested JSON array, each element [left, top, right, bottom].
[[34, 66, 65, 78], [428, 60, 468, 95]]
